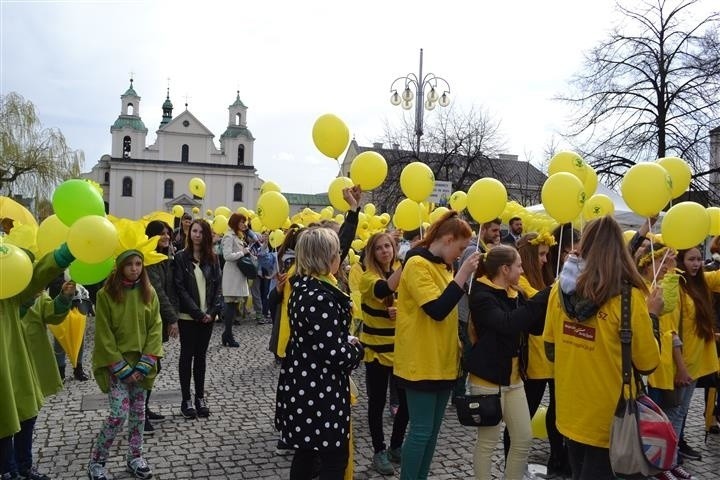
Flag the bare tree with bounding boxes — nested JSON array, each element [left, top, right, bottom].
[[0, 92, 83, 198], [371, 105, 533, 211], [557, 0, 720, 197]]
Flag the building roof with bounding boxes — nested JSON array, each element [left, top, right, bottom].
[[229, 91, 247, 109], [283, 192, 330, 206], [220, 125, 254, 140], [122, 79, 138, 97], [108, 156, 257, 170], [111, 116, 148, 133]]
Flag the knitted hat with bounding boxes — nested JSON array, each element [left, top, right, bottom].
[[116, 249, 143, 266]]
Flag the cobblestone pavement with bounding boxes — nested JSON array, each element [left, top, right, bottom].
[[34, 318, 719, 479]]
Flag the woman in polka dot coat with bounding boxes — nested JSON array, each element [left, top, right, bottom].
[[275, 227, 364, 480]]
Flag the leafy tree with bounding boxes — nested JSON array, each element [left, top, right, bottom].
[[558, 0, 720, 198], [0, 91, 83, 198]]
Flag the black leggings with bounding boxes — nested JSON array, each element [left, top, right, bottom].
[[365, 360, 409, 453], [178, 320, 213, 400], [566, 439, 612, 480], [290, 447, 348, 480]]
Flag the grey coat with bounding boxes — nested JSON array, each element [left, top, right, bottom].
[[221, 231, 250, 298]]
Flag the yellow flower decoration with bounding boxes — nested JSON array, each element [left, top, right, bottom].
[[112, 218, 167, 266], [529, 231, 557, 247], [637, 246, 673, 269]]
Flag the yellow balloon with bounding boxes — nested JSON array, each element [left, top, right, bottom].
[[191, 207, 200, 216], [429, 207, 450, 224], [351, 239, 365, 252], [622, 230, 637, 245], [250, 216, 264, 232], [364, 203, 376, 217], [531, 406, 548, 439], [188, 177, 206, 198], [212, 214, 229, 235], [348, 249, 358, 265], [256, 191, 289, 230], [214, 206, 232, 219], [350, 151, 388, 190], [67, 216, 119, 264], [449, 191, 467, 212], [379, 213, 391, 226], [328, 177, 355, 212], [541, 173, 585, 223], [393, 198, 422, 231], [707, 207, 720, 236], [661, 202, 709, 250], [657, 157, 691, 199], [261, 181, 282, 195], [37, 214, 69, 257], [548, 151, 587, 182], [172, 205, 184, 218], [583, 166, 598, 197], [0, 242, 33, 299], [621, 163, 672, 217], [467, 178, 508, 223], [237, 206, 250, 217], [312, 114, 350, 159], [369, 215, 383, 230], [400, 162, 435, 202], [269, 229, 286, 248], [583, 194, 615, 220], [334, 214, 345, 224]]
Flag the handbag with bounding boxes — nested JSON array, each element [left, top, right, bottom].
[[237, 254, 258, 279], [609, 283, 678, 477], [454, 387, 502, 427]]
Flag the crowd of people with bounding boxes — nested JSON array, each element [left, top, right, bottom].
[[2, 190, 720, 480]]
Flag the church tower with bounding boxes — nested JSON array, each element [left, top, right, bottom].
[[219, 91, 255, 167], [110, 78, 148, 159], [160, 87, 173, 128]]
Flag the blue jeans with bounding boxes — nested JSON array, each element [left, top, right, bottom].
[[663, 380, 697, 464], [400, 388, 451, 480], [0, 416, 37, 475]]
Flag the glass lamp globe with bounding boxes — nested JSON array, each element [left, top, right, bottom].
[[438, 93, 450, 107], [401, 99, 413, 110], [427, 87, 439, 103], [390, 91, 402, 106], [424, 99, 436, 111], [402, 87, 414, 102]]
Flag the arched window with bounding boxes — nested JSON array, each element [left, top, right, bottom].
[[103, 172, 110, 183], [233, 183, 243, 202], [181, 144, 189, 162], [236, 113, 241, 125], [122, 177, 133, 197], [123, 136, 131, 158], [164, 179, 174, 198], [237, 144, 245, 165], [127, 103, 134, 115]]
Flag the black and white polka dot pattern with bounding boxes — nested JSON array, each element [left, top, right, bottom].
[[275, 276, 363, 451]]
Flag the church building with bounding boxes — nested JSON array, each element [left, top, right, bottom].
[[83, 79, 261, 218]]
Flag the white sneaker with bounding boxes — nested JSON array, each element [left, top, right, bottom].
[[126, 457, 152, 479], [87, 462, 108, 480]]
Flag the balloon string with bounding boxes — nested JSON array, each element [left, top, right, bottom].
[[648, 218, 657, 285], [467, 226, 483, 295], [651, 248, 671, 289], [556, 224, 564, 279]]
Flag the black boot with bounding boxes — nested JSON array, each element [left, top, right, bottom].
[[73, 366, 89, 381], [222, 302, 239, 347], [58, 364, 66, 381]]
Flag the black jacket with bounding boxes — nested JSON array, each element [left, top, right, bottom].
[[465, 280, 550, 385], [173, 250, 223, 321], [146, 259, 178, 342]]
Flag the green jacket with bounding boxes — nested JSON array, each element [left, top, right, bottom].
[[92, 286, 164, 393], [21, 293, 72, 398], [0, 246, 72, 438]]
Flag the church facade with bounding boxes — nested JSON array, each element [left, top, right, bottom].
[[83, 79, 261, 219]]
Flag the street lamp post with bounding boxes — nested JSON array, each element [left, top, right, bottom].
[[389, 48, 451, 155]]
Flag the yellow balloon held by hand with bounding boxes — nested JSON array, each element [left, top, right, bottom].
[[328, 177, 355, 212], [350, 152, 388, 190], [312, 114, 350, 160], [172, 205, 184, 218], [707, 207, 720, 236], [541, 173, 585, 223], [661, 202, 709, 250], [449, 191, 467, 212], [212, 215, 229, 235], [548, 151, 587, 182], [656, 157, 691, 199], [400, 162, 435, 202], [261, 181, 282, 195], [393, 199, 422, 231], [256, 191, 289, 230], [67, 216, 119, 264], [189, 177, 206, 198], [0, 242, 33, 299], [37, 214, 69, 256], [583, 194, 614, 220], [621, 163, 672, 217], [466, 178, 507, 224]]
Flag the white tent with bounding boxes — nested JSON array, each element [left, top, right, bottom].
[[525, 183, 663, 231]]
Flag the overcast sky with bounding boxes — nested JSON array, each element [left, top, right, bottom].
[[1, 0, 714, 195]]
